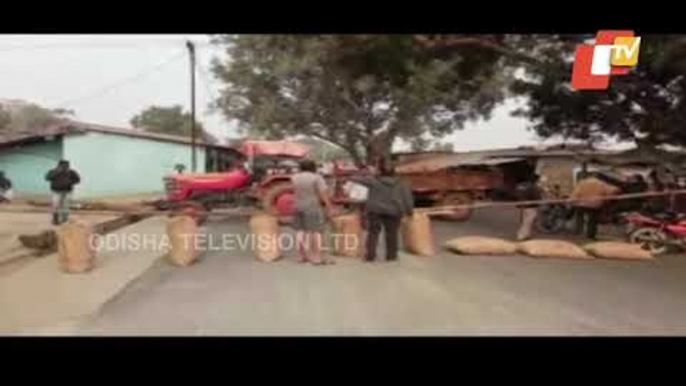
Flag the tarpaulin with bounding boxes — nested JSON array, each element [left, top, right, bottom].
[[239, 140, 310, 158]]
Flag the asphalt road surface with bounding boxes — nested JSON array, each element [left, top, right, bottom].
[[78, 208, 686, 336]]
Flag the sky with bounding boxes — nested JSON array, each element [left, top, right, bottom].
[[0, 34, 548, 151]]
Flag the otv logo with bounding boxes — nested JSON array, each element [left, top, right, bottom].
[[571, 30, 641, 90]]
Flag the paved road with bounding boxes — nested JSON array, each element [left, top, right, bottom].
[[78, 208, 686, 336]]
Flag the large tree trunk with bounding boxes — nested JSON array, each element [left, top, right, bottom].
[[365, 133, 394, 167]]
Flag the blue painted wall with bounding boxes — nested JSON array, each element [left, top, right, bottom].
[[0, 139, 63, 195], [63, 132, 206, 198]]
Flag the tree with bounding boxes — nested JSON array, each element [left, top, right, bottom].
[[509, 35, 686, 149], [130, 105, 218, 144], [0, 100, 73, 132], [211, 35, 511, 164]]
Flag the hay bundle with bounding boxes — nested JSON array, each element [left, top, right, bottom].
[[584, 241, 653, 261], [167, 216, 201, 266], [249, 211, 281, 262], [444, 236, 518, 255], [517, 239, 591, 260], [330, 212, 363, 258], [56, 220, 95, 274], [401, 211, 434, 257]]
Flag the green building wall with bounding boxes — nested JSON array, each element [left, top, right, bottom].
[[0, 139, 63, 195], [63, 132, 207, 199]]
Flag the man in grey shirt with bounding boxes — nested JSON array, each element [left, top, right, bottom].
[[292, 159, 333, 265]]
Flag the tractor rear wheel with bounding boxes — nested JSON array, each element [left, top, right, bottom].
[[262, 182, 295, 216], [434, 192, 473, 221]]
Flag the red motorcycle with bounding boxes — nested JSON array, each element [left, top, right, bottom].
[[625, 211, 686, 255]]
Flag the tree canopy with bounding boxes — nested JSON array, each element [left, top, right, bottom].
[[130, 105, 217, 144], [210, 34, 686, 159], [211, 35, 512, 163], [509, 34, 686, 148], [0, 100, 73, 132]]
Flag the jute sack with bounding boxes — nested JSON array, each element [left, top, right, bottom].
[[330, 212, 363, 258], [401, 211, 434, 257], [517, 239, 592, 260], [584, 241, 653, 260], [444, 236, 518, 255], [167, 216, 201, 266], [249, 211, 281, 262], [56, 220, 95, 274]]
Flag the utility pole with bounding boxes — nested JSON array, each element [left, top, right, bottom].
[[186, 40, 197, 172]]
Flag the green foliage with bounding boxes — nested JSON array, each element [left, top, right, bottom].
[[0, 102, 69, 131], [130, 105, 217, 144], [211, 35, 510, 163]]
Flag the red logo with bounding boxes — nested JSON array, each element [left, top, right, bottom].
[[571, 30, 641, 90]]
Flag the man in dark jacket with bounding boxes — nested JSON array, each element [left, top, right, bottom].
[[0, 171, 12, 203], [350, 160, 414, 262], [45, 160, 81, 225]]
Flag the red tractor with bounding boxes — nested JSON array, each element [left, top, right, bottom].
[[159, 140, 311, 220]]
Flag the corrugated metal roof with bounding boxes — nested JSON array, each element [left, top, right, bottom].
[[0, 121, 238, 152], [0, 124, 81, 147]]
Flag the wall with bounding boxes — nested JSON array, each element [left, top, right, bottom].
[[63, 132, 206, 198], [0, 139, 63, 195]]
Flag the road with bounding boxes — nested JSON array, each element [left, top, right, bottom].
[[77, 208, 686, 336]]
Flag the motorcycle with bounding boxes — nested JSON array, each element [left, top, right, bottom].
[[625, 211, 686, 255], [535, 203, 575, 234], [535, 202, 629, 235]]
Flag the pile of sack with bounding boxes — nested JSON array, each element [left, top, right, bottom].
[[443, 236, 653, 261]]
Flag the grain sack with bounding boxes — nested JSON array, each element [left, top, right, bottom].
[[517, 239, 591, 260], [167, 216, 201, 266], [444, 236, 517, 255], [330, 212, 363, 258], [249, 212, 281, 262], [584, 241, 653, 261], [56, 220, 95, 274], [401, 211, 434, 257]]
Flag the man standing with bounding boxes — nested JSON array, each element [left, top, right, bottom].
[[292, 159, 334, 265], [570, 174, 620, 240], [350, 160, 414, 262], [45, 160, 81, 225], [515, 174, 543, 241], [0, 171, 13, 203]]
